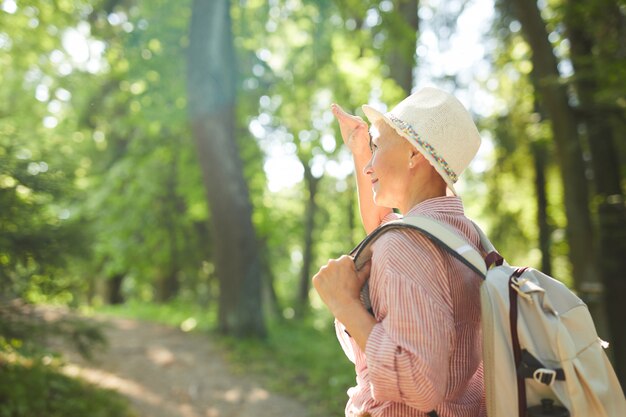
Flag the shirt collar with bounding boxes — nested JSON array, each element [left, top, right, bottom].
[[403, 196, 464, 217]]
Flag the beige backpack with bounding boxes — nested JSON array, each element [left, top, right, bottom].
[[352, 216, 626, 417]]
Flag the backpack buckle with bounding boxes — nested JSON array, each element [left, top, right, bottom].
[[533, 368, 557, 386], [510, 276, 533, 302]]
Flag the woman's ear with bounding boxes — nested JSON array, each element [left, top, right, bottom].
[[408, 148, 422, 168]]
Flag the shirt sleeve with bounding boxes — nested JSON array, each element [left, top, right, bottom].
[[364, 233, 453, 411], [335, 319, 356, 364]]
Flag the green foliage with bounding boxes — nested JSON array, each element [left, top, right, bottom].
[[78, 0, 213, 303], [0, 0, 90, 300], [0, 355, 135, 417], [469, 5, 575, 282], [0, 301, 133, 417], [0, 134, 87, 298], [0, 301, 107, 361]]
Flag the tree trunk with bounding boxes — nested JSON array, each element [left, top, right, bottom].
[[187, 0, 265, 337], [508, 0, 606, 334], [107, 273, 124, 305], [565, 0, 626, 382], [259, 238, 281, 319], [531, 140, 552, 275], [157, 142, 181, 303], [297, 167, 320, 315], [385, 0, 420, 94]]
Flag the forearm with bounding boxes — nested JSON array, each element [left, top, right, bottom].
[[334, 299, 377, 352], [330, 103, 390, 231], [353, 151, 392, 234]]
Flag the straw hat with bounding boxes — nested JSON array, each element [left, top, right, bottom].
[[362, 87, 481, 195]]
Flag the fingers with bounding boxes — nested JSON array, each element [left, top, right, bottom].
[[331, 103, 366, 126], [335, 255, 371, 287], [347, 123, 366, 140], [331, 104, 371, 156], [312, 255, 370, 285], [331, 103, 348, 118], [355, 260, 372, 285]]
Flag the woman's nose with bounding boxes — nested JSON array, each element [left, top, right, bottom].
[[363, 158, 373, 176]]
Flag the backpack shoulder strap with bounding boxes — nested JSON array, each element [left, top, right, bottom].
[[470, 220, 497, 255], [351, 216, 488, 278]]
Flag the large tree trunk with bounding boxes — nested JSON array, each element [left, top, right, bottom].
[[565, 0, 626, 383], [187, 0, 265, 337], [508, 0, 607, 336]]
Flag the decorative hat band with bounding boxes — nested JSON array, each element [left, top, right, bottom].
[[387, 114, 459, 183]]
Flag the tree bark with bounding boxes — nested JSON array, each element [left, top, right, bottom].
[[157, 141, 181, 303], [508, 0, 607, 335], [385, 0, 420, 94], [259, 238, 281, 319], [107, 273, 124, 305], [564, 0, 626, 383], [531, 140, 552, 275], [187, 0, 265, 337], [297, 167, 320, 314]]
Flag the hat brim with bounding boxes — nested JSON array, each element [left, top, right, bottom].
[[361, 104, 458, 195]]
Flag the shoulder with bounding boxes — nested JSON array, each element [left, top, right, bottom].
[[369, 227, 453, 313], [371, 227, 447, 272]]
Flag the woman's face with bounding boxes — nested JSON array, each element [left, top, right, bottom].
[[364, 121, 413, 209]]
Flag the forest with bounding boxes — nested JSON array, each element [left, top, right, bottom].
[[1, 0, 625, 415]]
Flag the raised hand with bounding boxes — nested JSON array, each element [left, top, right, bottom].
[[331, 103, 392, 233], [331, 103, 371, 158]]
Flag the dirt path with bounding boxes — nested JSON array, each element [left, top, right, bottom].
[[51, 313, 310, 417]]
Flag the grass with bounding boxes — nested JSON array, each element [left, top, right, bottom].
[[0, 302, 136, 417], [97, 301, 356, 417], [220, 318, 355, 417], [0, 351, 136, 417], [94, 299, 217, 332]]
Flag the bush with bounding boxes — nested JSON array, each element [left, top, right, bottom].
[[0, 299, 135, 417], [0, 355, 135, 417]]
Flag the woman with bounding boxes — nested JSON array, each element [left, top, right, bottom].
[[312, 87, 486, 417]]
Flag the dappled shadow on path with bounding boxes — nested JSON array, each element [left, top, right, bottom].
[[52, 314, 309, 417]]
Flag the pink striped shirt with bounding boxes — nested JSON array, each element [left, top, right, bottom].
[[336, 196, 486, 417]]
